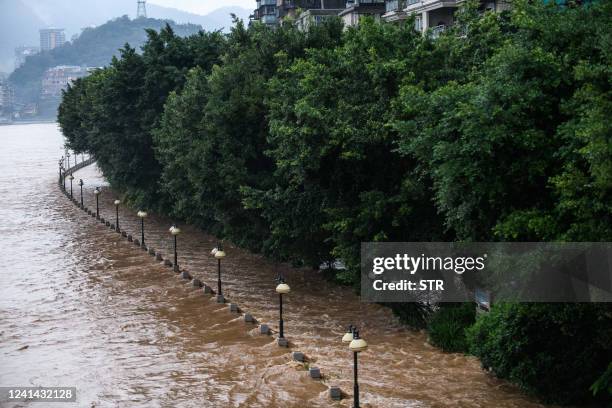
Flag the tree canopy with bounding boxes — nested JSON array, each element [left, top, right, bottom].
[[59, 2, 612, 404]]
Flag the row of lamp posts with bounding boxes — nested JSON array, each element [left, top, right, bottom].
[[60, 164, 367, 407]]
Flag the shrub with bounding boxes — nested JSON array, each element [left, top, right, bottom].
[[390, 302, 433, 330], [427, 303, 476, 353], [466, 303, 612, 405]]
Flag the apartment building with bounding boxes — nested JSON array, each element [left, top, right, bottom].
[[339, 0, 386, 27], [252, 0, 279, 26], [41, 66, 90, 98], [291, 0, 346, 30], [252, 0, 512, 31], [296, 8, 344, 30], [384, 0, 511, 35], [40, 28, 66, 51], [0, 78, 14, 120]]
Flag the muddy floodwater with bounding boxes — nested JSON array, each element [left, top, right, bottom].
[[0, 123, 552, 407]]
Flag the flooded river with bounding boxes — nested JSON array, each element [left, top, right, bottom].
[[0, 123, 551, 407]]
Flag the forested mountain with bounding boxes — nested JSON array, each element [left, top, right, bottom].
[[0, 0, 250, 73], [9, 16, 202, 103]]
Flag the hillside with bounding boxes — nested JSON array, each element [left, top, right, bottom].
[[1, 0, 251, 73], [9, 16, 202, 103]]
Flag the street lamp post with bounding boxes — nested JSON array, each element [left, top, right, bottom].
[[67, 174, 74, 198], [212, 244, 226, 302], [114, 200, 121, 231], [79, 179, 84, 207], [169, 224, 181, 272], [137, 211, 148, 247], [66, 152, 71, 169], [94, 187, 101, 218], [275, 276, 290, 343], [342, 326, 368, 408], [58, 158, 64, 185]]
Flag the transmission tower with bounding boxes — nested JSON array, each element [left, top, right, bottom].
[[137, 0, 147, 18]]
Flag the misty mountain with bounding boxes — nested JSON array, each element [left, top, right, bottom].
[[9, 16, 202, 104], [0, 0, 45, 73], [0, 0, 251, 73]]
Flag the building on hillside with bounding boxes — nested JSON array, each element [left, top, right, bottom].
[[252, 0, 278, 26], [17, 103, 38, 119], [15, 46, 40, 69], [382, 0, 408, 23], [391, 0, 511, 35], [251, 0, 389, 29], [39, 28, 66, 51], [0, 79, 14, 121], [41, 66, 90, 99], [296, 7, 345, 30], [39, 65, 91, 117], [339, 0, 386, 27], [279, 0, 346, 21]]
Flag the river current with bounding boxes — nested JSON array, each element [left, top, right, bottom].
[[0, 123, 551, 407]]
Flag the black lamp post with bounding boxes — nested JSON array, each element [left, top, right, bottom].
[[137, 211, 147, 246], [275, 276, 290, 341], [342, 326, 368, 408], [58, 157, 64, 185], [79, 179, 84, 207], [114, 200, 121, 231], [94, 187, 100, 218], [68, 174, 74, 198], [169, 224, 181, 272], [212, 244, 226, 302]]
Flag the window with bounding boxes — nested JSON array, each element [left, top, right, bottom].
[[414, 15, 422, 31]]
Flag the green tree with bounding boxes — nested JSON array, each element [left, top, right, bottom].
[[466, 303, 612, 405], [259, 18, 447, 280]]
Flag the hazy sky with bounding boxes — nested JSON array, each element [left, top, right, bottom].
[[148, 0, 254, 15]]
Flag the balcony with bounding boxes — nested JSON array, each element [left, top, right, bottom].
[[385, 0, 407, 12], [262, 14, 278, 24], [261, 0, 276, 5], [430, 24, 446, 38]]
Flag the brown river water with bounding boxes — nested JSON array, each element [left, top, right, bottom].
[[0, 123, 552, 408]]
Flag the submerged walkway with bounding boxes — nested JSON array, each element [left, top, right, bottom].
[[62, 162, 549, 408]]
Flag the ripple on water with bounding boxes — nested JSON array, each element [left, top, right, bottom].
[[0, 124, 551, 408]]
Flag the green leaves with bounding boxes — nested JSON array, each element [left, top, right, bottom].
[[57, 5, 612, 404], [466, 303, 612, 404]]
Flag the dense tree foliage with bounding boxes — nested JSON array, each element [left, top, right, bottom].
[[155, 18, 344, 252], [427, 303, 476, 353], [394, 1, 612, 243], [466, 303, 612, 404], [60, 25, 225, 202], [59, 2, 612, 404]]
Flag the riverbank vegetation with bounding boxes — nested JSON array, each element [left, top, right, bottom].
[[59, 0, 611, 405]]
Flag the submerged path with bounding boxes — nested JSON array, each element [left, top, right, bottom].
[[0, 123, 551, 407]]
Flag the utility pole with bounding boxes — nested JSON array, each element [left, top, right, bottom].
[[137, 0, 147, 18]]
